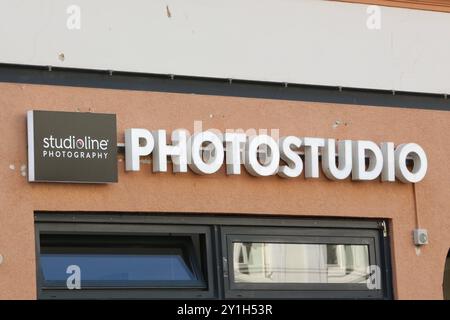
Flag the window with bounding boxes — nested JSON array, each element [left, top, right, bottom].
[[35, 213, 392, 299], [40, 235, 205, 289], [222, 226, 387, 299], [36, 221, 214, 299], [233, 243, 369, 284]]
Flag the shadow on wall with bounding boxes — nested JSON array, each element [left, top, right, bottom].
[[445, 250, 450, 300]]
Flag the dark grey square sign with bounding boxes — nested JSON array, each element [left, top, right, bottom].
[[27, 110, 117, 183]]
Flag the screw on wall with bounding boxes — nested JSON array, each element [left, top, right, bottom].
[[332, 120, 349, 129], [332, 120, 341, 129], [20, 164, 27, 177]]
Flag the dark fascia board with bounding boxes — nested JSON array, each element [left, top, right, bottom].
[[34, 211, 384, 230], [0, 63, 449, 111]]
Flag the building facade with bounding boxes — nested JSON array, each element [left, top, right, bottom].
[[0, 0, 449, 299]]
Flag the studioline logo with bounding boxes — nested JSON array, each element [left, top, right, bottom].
[[27, 110, 117, 183], [41, 135, 110, 160]]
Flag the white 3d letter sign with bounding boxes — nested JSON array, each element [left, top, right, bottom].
[[352, 140, 383, 181], [244, 135, 280, 177], [124, 129, 428, 184], [125, 128, 154, 171], [322, 139, 352, 180], [188, 131, 224, 175]]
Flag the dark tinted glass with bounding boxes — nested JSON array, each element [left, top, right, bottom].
[[39, 234, 204, 288]]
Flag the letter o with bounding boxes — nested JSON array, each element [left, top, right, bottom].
[[244, 135, 280, 176], [395, 143, 427, 183], [188, 132, 224, 174]]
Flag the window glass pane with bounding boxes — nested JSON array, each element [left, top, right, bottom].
[[233, 242, 369, 284], [39, 235, 204, 288], [41, 252, 195, 284]]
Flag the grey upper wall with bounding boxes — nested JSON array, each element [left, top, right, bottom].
[[0, 0, 449, 95]]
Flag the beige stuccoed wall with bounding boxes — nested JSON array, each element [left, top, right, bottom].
[[0, 82, 449, 299]]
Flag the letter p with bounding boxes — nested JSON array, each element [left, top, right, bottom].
[[125, 128, 154, 171]]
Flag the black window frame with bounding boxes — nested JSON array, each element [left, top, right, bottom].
[[35, 222, 215, 299], [221, 226, 383, 299], [35, 212, 393, 300]]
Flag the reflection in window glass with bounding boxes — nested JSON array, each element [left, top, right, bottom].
[[233, 242, 369, 284]]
